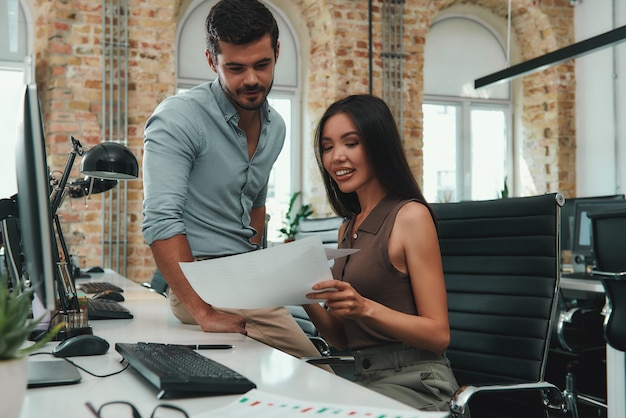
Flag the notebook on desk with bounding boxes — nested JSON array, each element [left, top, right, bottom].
[[27, 359, 82, 387]]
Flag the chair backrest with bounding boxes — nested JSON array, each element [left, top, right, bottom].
[[589, 207, 626, 272], [431, 193, 563, 388], [1, 217, 24, 288], [589, 208, 626, 352], [295, 216, 344, 247]]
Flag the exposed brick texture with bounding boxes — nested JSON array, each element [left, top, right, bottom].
[[32, 0, 575, 283]]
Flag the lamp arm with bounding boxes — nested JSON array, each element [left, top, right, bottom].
[[50, 136, 85, 214], [48, 136, 85, 313], [52, 213, 79, 312]]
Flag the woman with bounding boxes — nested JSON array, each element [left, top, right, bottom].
[[304, 94, 459, 411]]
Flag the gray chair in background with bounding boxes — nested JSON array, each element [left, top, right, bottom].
[[295, 216, 344, 246]]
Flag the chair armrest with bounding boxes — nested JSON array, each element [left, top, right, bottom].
[[590, 269, 626, 279], [555, 304, 605, 352], [307, 336, 332, 357], [303, 355, 355, 365], [449, 381, 564, 417]]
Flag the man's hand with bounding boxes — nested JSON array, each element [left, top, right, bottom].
[[198, 308, 247, 335], [151, 236, 248, 334]]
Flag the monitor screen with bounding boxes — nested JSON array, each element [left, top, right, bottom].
[[571, 199, 626, 272], [15, 83, 57, 318]]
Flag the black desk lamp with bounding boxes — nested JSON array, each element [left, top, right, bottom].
[[66, 140, 139, 198], [49, 136, 139, 318], [68, 177, 118, 198], [51, 136, 139, 213], [80, 141, 139, 180]]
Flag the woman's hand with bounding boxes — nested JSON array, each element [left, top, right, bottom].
[[306, 279, 371, 319]]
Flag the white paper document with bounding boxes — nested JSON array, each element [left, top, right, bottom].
[[179, 236, 355, 309], [197, 388, 447, 418]]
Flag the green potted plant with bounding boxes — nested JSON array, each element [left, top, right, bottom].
[[0, 272, 63, 417], [499, 176, 509, 199], [279, 191, 313, 242]]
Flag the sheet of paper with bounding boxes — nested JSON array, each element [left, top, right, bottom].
[[179, 235, 337, 309], [325, 247, 359, 260], [196, 389, 447, 418]]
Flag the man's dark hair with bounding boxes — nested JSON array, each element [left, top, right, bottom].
[[205, 0, 279, 59]]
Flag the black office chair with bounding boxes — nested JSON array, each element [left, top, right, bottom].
[[432, 193, 565, 418], [1, 217, 24, 289], [555, 206, 626, 418], [303, 194, 567, 417], [549, 280, 606, 418], [589, 207, 626, 352]]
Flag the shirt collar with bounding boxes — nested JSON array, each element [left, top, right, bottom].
[[210, 78, 271, 123], [357, 193, 404, 236]]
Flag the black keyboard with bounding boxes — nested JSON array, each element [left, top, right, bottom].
[[80, 282, 124, 294], [87, 299, 133, 320], [115, 342, 256, 399]]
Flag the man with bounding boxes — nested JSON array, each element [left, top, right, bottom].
[[142, 0, 322, 360]]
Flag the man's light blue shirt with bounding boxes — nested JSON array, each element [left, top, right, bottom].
[[142, 79, 285, 256]]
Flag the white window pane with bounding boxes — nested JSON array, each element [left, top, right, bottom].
[[424, 17, 509, 99], [0, 69, 25, 199], [266, 97, 291, 243], [470, 107, 507, 200], [423, 103, 458, 203]]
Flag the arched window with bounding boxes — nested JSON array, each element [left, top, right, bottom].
[[423, 15, 512, 202], [177, 0, 301, 243], [0, 0, 31, 199]]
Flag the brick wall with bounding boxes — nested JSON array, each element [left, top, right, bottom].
[[32, 0, 575, 283]]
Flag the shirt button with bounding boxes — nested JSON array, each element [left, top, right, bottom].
[[353, 233, 358, 240], [362, 358, 371, 369]]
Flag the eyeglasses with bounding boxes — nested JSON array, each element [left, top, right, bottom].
[[86, 401, 189, 418]]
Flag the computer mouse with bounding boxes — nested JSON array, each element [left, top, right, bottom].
[[93, 289, 125, 302], [87, 266, 105, 273], [52, 334, 110, 357]]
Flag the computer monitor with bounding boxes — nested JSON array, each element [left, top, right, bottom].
[[571, 199, 626, 273], [15, 83, 57, 321], [560, 194, 625, 255]]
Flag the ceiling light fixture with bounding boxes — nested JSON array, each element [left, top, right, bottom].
[[475, 25, 626, 89]]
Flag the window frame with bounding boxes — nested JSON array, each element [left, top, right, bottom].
[[423, 94, 513, 201]]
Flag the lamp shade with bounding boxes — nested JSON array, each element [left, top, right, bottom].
[[80, 142, 139, 180], [68, 177, 118, 198]]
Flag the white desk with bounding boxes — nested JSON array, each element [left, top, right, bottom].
[[21, 271, 425, 418], [560, 274, 625, 418]]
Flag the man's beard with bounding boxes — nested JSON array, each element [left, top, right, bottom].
[[220, 79, 274, 111]]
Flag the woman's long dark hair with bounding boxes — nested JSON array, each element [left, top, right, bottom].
[[314, 94, 434, 220]]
